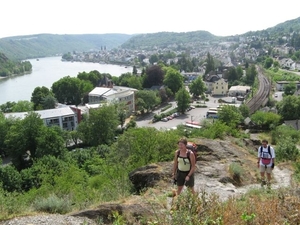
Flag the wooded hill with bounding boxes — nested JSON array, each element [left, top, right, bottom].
[[0, 52, 32, 77], [0, 33, 133, 60], [121, 30, 218, 49], [242, 16, 300, 38]]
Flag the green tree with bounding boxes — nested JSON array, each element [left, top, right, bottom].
[[135, 90, 160, 112], [226, 67, 238, 83], [35, 126, 66, 158], [250, 111, 281, 129], [149, 54, 159, 64], [218, 105, 243, 127], [284, 82, 296, 95], [52, 76, 90, 105], [245, 65, 257, 85], [0, 165, 22, 192], [143, 65, 165, 88], [11, 100, 33, 112], [31, 86, 53, 110], [0, 101, 16, 113], [163, 67, 183, 94], [264, 57, 273, 69], [277, 95, 300, 120], [127, 76, 142, 90], [276, 136, 299, 161], [236, 65, 243, 79], [204, 52, 215, 75], [175, 87, 190, 114], [41, 95, 57, 109], [239, 104, 250, 119], [189, 76, 206, 97], [5, 112, 44, 170], [77, 105, 119, 146]]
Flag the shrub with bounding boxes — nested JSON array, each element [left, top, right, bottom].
[[275, 137, 299, 161], [161, 104, 172, 112], [33, 193, 72, 214], [229, 162, 244, 184]]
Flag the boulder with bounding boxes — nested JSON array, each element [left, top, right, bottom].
[[129, 162, 172, 193], [71, 202, 153, 224]]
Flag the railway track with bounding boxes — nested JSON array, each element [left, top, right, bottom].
[[246, 66, 271, 114]]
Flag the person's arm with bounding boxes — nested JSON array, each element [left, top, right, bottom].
[[172, 150, 178, 177], [271, 147, 275, 168], [257, 149, 261, 167]]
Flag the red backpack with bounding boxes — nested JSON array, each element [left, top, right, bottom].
[[187, 142, 198, 162]]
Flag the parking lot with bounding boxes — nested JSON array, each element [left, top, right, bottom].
[[136, 95, 241, 130]]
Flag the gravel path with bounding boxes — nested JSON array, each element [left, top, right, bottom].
[[0, 214, 97, 225]]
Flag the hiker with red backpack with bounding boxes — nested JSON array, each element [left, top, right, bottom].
[[257, 139, 275, 188], [172, 138, 196, 195]]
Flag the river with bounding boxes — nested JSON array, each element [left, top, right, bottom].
[[0, 56, 133, 104]]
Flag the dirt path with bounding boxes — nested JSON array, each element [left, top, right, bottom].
[[194, 165, 293, 201]]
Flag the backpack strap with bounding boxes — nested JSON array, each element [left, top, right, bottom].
[[260, 145, 272, 158], [268, 145, 272, 158]]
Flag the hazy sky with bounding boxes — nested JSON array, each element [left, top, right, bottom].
[[1, 0, 299, 38]]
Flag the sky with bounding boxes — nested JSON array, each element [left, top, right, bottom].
[[1, 0, 300, 38]]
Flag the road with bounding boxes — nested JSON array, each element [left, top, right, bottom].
[[136, 96, 241, 130]]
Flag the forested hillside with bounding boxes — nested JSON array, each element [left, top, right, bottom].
[[0, 52, 32, 77], [243, 17, 300, 38], [0, 33, 132, 60], [121, 30, 218, 49]]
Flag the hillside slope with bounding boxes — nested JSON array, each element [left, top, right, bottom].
[[121, 30, 219, 49], [0, 33, 132, 60]]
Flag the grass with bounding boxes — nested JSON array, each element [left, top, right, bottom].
[[229, 162, 245, 184], [33, 193, 72, 214], [126, 186, 300, 225]]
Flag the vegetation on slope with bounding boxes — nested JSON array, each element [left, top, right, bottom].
[[121, 30, 218, 49], [0, 52, 32, 77], [0, 33, 133, 60]]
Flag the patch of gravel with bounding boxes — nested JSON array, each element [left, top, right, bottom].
[[0, 214, 97, 225]]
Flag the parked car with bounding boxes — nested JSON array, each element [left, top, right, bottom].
[[161, 118, 168, 122], [274, 94, 278, 98], [167, 116, 173, 120], [190, 106, 195, 109]]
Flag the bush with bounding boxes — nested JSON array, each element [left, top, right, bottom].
[[161, 104, 172, 112], [33, 193, 72, 214], [195, 104, 207, 108], [275, 137, 299, 161], [229, 162, 244, 184]]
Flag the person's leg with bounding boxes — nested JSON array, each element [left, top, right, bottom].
[[186, 174, 196, 195], [177, 185, 184, 195], [260, 165, 266, 186], [176, 171, 186, 195]]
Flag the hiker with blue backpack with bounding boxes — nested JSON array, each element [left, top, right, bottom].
[[257, 139, 275, 188], [172, 138, 196, 195]]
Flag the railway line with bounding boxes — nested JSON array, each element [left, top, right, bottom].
[[246, 66, 271, 114]]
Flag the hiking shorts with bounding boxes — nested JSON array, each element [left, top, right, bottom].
[[260, 165, 272, 174], [176, 170, 194, 187]]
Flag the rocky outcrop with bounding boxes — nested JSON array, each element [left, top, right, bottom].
[[71, 202, 153, 224], [129, 163, 172, 193]]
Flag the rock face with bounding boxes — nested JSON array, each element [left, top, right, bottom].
[[129, 163, 172, 193], [71, 202, 153, 224]]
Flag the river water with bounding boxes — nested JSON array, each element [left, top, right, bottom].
[[0, 56, 133, 104]]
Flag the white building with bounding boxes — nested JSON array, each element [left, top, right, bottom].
[[88, 86, 137, 115], [4, 106, 79, 131], [228, 85, 251, 96], [275, 81, 300, 91]]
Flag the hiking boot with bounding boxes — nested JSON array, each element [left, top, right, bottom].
[[267, 182, 271, 189], [261, 180, 266, 187]]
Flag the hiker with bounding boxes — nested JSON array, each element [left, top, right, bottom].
[[257, 139, 275, 188], [172, 138, 196, 195]]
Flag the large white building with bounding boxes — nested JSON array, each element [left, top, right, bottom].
[[4, 106, 80, 131], [228, 85, 251, 96], [88, 86, 137, 114]]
